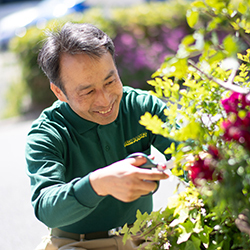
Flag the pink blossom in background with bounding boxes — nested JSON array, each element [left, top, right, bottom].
[[221, 92, 250, 150]]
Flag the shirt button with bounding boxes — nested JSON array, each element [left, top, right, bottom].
[[105, 145, 110, 151]]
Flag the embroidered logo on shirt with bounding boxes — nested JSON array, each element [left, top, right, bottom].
[[124, 132, 147, 147]]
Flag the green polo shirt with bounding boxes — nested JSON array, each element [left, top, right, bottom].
[[25, 86, 176, 234]]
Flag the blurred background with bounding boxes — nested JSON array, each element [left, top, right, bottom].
[[0, 0, 191, 118], [0, 0, 190, 249]]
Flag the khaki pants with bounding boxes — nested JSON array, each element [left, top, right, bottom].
[[35, 235, 148, 250]]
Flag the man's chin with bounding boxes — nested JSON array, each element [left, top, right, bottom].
[[97, 110, 120, 125], [96, 116, 117, 125]]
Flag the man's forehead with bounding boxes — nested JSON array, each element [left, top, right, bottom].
[[59, 52, 116, 86], [74, 69, 116, 91]]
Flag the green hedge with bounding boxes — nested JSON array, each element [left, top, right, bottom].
[[7, 0, 191, 117]]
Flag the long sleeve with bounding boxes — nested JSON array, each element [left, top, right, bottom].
[[26, 127, 105, 228]]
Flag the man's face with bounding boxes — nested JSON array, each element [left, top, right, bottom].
[[53, 52, 123, 125]]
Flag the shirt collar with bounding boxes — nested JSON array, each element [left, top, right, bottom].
[[60, 102, 98, 134]]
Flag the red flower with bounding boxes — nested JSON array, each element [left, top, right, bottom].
[[189, 146, 222, 185], [207, 145, 220, 159]]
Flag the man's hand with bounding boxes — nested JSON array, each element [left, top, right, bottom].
[[235, 210, 250, 236], [89, 156, 169, 202]]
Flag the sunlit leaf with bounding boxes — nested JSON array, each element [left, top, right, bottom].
[[191, 0, 206, 8], [223, 35, 238, 56], [177, 220, 193, 244], [186, 9, 199, 28], [238, 2, 247, 14]]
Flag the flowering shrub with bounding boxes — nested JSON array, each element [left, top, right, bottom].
[[122, 185, 247, 249], [114, 26, 189, 89], [123, 0, 250, 249]]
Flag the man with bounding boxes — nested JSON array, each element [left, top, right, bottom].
[[25, 22, 177, 250]]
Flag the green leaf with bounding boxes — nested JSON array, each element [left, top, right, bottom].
[[208, 51, 225, 64], [186, 9, 199, 28], [205, 0, 225, 13], [165, 142, 176, 154], [223, 35, 238, 56], [191, 235, 201, 250], [182, 219, 195, 233], [199, 231, 208, 244], [174, 120, 202, 141], [171, 166, 184, 176], [191, 0, 206, 8], [169, 208, 189, 227], [167, 195, 180, 210], [177, 221, 193, 244], [182, 241, 197, 250], [238, 2, 247, 14], [182, 35, 196, 46], [147, 79, 157, 87], [193, 215, 203, 234], [167, 58, 188, 78], [199, 225, 213, 244], [139, 112, 166, 136], [121, 224, 131, 245], [207, 17, 221, 31], [120, 223, 129, 234]]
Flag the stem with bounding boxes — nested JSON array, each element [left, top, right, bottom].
[[188, 60, 249, 94], [239, 30, 250, 47], [140, 222, 164, 238]]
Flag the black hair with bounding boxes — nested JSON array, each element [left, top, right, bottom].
[[38, 22, 115, 95]]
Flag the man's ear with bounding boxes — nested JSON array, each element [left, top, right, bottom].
[[50, 83, 67, 102]]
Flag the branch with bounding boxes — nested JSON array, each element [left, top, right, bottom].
[[188, 60, 249, 94], [239, 30, 250, 47], [131, 221, 164, 240]]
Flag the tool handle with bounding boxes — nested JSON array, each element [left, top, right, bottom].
[[126, 152, 160, 194]]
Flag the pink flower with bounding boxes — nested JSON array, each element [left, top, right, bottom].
[[221, 92, 250, 151], [221, 92, 250, 114]]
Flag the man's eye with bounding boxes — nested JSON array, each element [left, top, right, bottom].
[[106, 80, 115, 86], [86, 90, 94, 95]]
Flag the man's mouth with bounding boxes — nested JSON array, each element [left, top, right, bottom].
[[98, 105, 113, 114]]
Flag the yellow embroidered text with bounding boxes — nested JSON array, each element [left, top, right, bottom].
[[124, 132, 147, 147]]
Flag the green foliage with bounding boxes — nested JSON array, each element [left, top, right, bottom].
[[10, 23, 58, 111], [123, 185, 248, 249], [123, 0, 250, 249], [3, 79, 27, 118]]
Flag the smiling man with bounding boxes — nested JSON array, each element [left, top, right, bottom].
[[51, 52, 122, 125], [26, 22, 178, 250]]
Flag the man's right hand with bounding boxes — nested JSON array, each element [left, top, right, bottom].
[[89, 156, 169, 202]]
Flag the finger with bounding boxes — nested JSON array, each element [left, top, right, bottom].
[[126, 156, 147, 167], [238, 214, 249, 221], [135, 179, 158, 194], [115, 179, 158, 202], [136, 170, 169, 181]]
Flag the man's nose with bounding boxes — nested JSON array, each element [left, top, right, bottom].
[[96, 90, 110, 106]]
